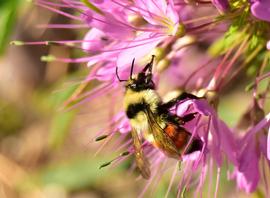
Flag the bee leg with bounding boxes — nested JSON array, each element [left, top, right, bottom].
[[178, 112, 198, 124], [175, 92, 202, 101], [142, 55, 155, 73], [161, 92, 203, 110]]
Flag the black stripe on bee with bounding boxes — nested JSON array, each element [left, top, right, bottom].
[[185, 138, 203, 154], [126, 103, 147, 119]]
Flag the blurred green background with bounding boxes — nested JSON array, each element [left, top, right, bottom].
[[0, 1, 268, 198]]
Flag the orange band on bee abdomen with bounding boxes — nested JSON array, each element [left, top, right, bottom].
[[164, 124, 190, 150]]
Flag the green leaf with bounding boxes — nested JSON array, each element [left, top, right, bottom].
[[0, 0, 20, 55], [208, 11, 251, 57], [48, 110, 76, 149], [208, 24, 245, 57], [18, 156, 122, 192], [80, 0, 103, 14], [39, 158, 100, 190], [0, 100, 23, 135]]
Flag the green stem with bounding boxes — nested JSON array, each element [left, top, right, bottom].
[[81, 0, 103, 15]]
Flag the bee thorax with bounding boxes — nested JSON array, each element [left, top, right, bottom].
[[124, 89, 161, 132], [130, 112, 148, 131], [124, 89, 160, 114]]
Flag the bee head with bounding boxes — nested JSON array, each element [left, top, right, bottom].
[[126, 71, 155, 91], [116, 55, 156, 91]]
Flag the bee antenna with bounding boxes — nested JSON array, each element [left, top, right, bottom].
[[142, 55, 155, 73], [116, 66, 127, 82], [130, 58, 135, 80]]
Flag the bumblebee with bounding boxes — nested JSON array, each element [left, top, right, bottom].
[[116, 55, 203, 179]]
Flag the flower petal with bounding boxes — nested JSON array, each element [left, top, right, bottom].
[[193, 99, 215, 116], [118, 117, 132, 134], [267, 126, 270, 160], [251, 1, 270, 22], [83, 11, 133, 39], [134, 0, 167, 25], [212, 0, 229, 12], [82, 28, 108, 51], [117, 32, 165, 68], [235, 138, 260, 193]]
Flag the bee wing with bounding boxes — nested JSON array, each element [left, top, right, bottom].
[[131, 128, 151, 179], [145, 106, 180, 158]]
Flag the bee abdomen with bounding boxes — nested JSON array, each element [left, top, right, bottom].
[[165, 124, 203, 154], [126, 103, 146, 119], [165, 125, 189, 149]]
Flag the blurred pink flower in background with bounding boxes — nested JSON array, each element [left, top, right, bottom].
[[251, 0, 270, 22]]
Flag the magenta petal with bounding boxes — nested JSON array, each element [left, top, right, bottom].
[[83, 11, 133, 40], [251, 1, 270, 22], [82, 28, 107, 51], [258, 133, 268, 160], [182, 151, 201, 162], [165, 1, 179, 24], [210, 117, 223, 166], [91, 0, 104, 3], [134, 0, 179, 29], [242, 112, 270, 143], [95, 64, 116, 81], [236, 139, 260, 193], [212, 0, 229, 12], [235, 167, 260, 193], [193, 100, 215, 116], [267, 126, 270, 160], [117, 32, 164, 68], [118, 118, 132, 134], [134, 0, 167, 25], [176, 100, 193, 116], [238, 138, 256, 171], [216, 120, 238, 165], [86, 51, 118, 67]]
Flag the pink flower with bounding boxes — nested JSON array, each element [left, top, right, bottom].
[[231, 101, 270, 193], [212, 0, 230, 12], [266, 127, 270, 161], [192, 99, 238, 166], [82, 28, 110, 52], [232, 135, 260, 193], [251, 0, 270, 22], [74, 0, 188, 87], [116, 0, 183, 67], [162, 98, 238, 196], [82, 3, 134, 40]]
